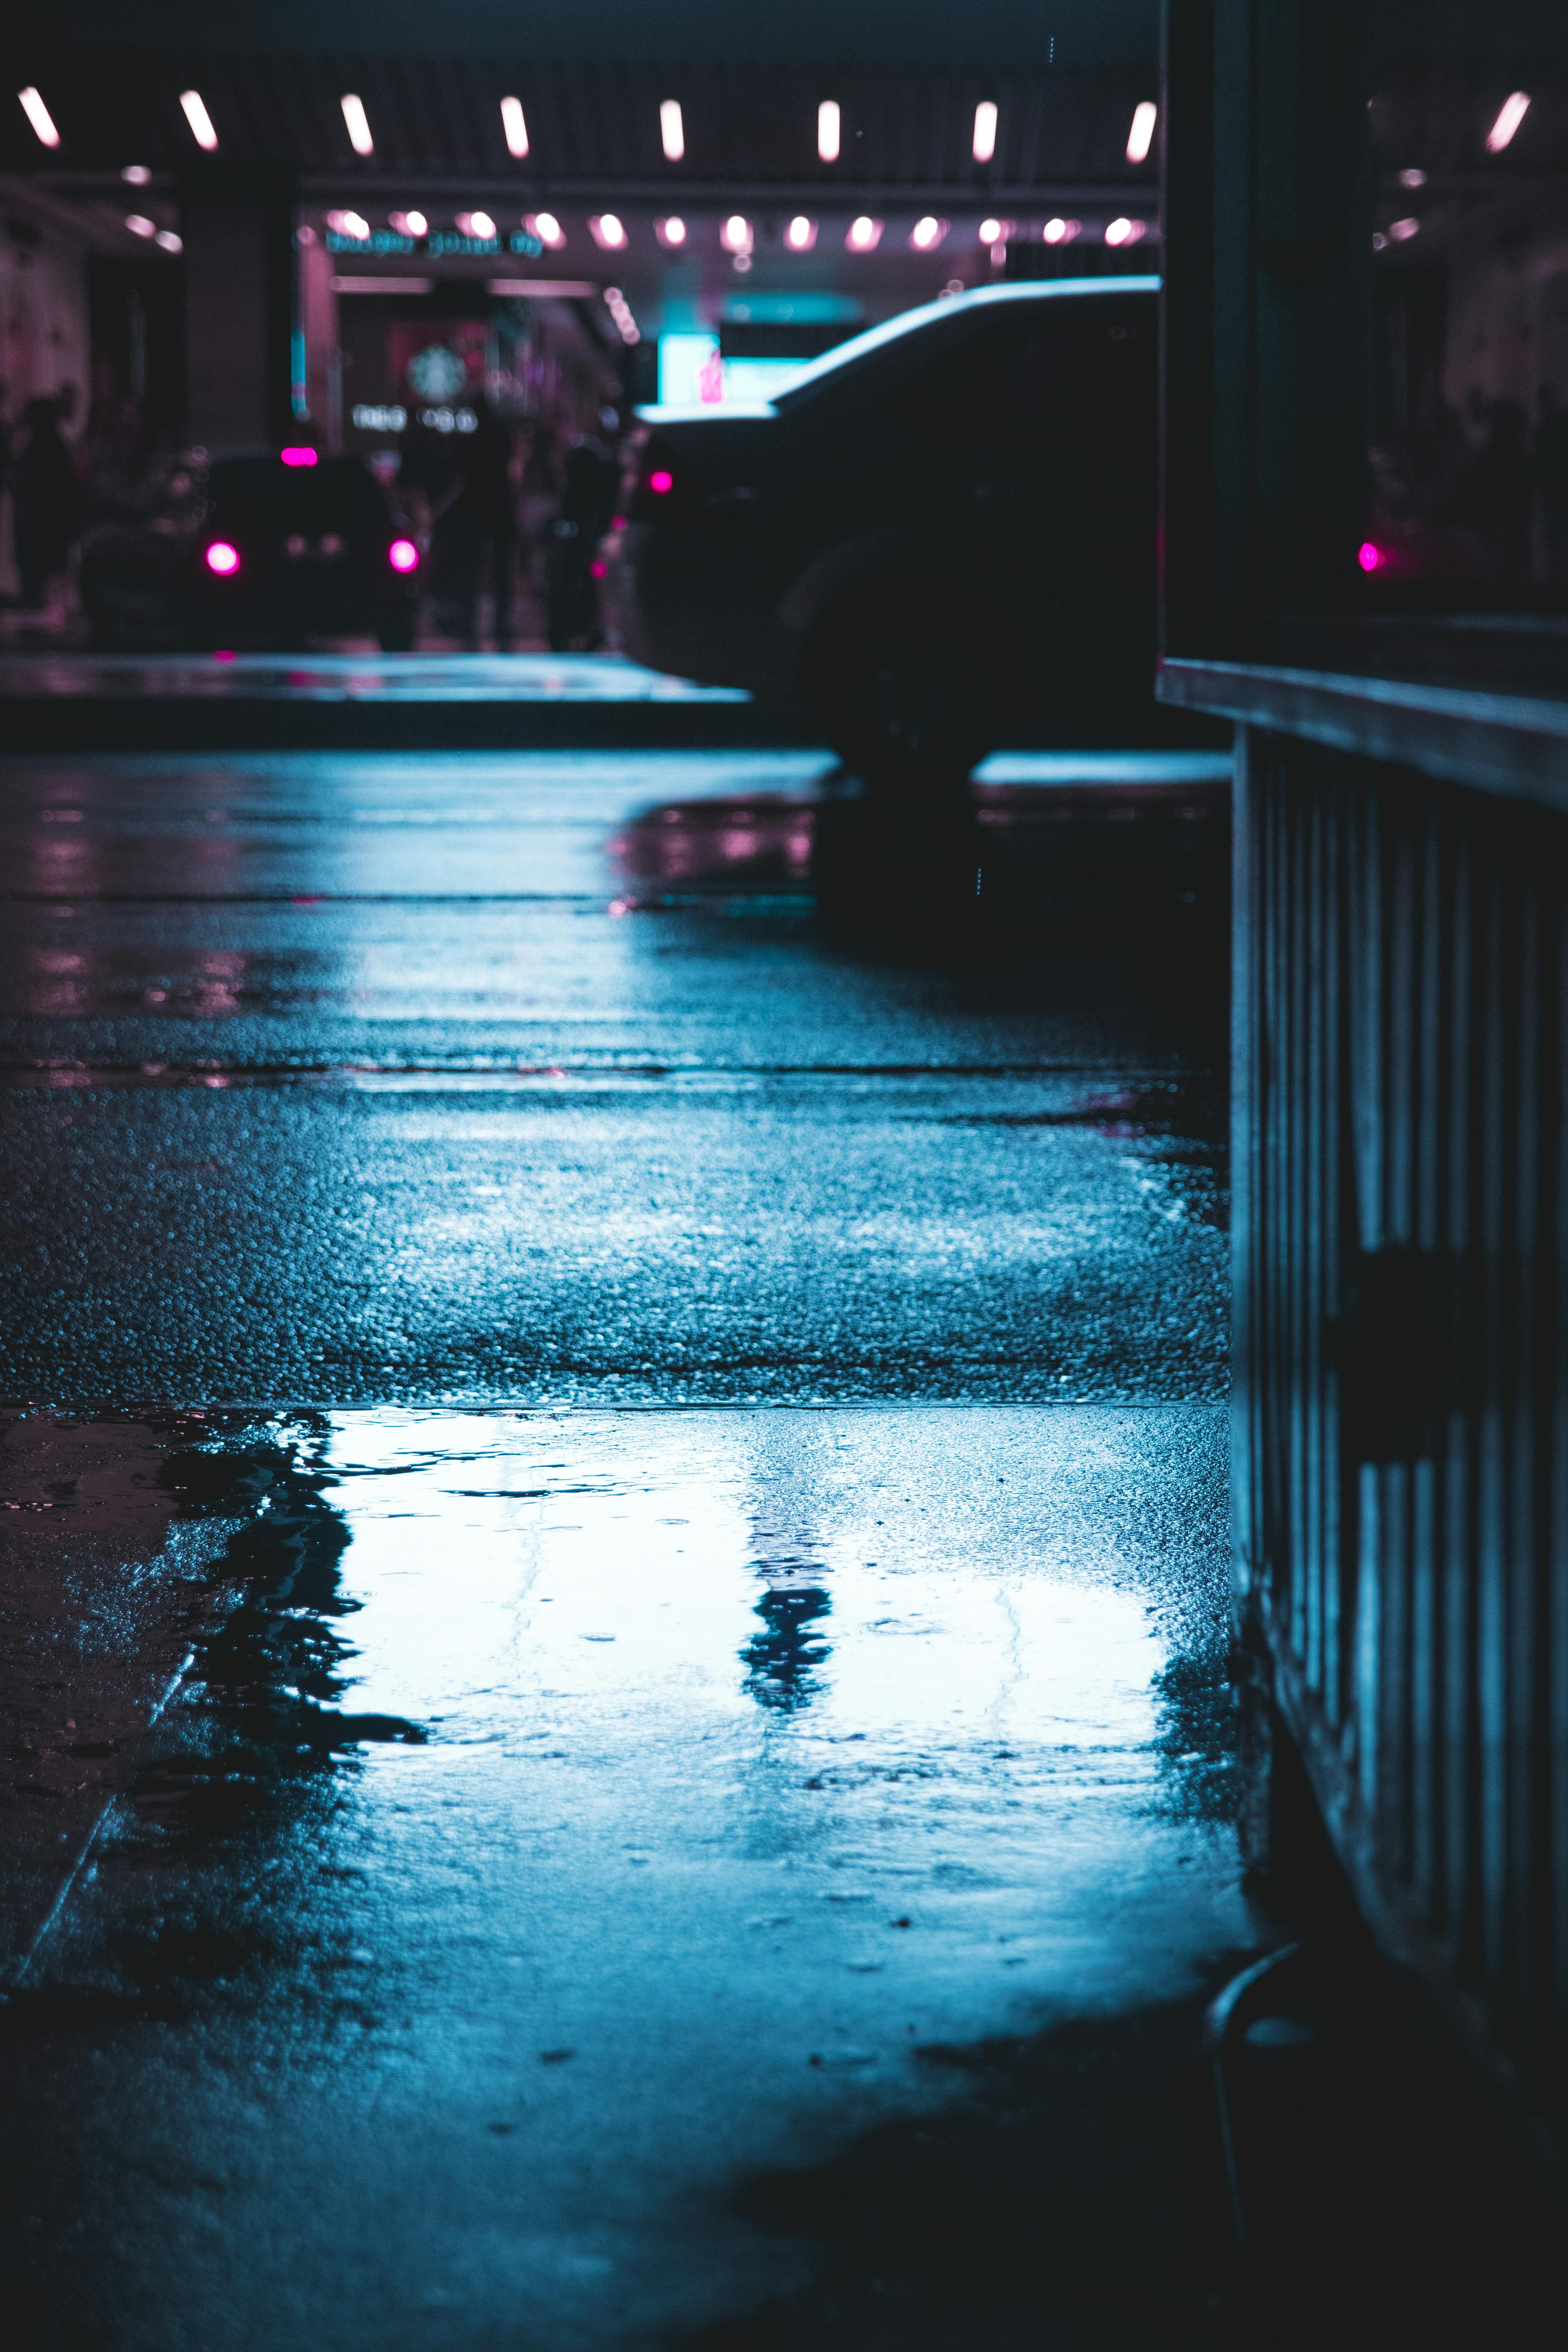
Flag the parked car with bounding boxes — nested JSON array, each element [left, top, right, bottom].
[[81, 449, 423, 652], [602, 276, 1161, 778]]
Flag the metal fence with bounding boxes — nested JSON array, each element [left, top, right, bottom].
[[1232, 723, 1568, 2145]]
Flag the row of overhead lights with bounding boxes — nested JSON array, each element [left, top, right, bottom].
[[20, 84, 1542, 171], [13, 85, 1160, 168], [321, 207, 1149, 255]]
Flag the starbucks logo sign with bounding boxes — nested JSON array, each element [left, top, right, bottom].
[[407, 345, 468, 401]]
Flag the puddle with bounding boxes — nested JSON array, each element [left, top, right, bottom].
[[9, 1404, 1248, 2347], [41, 1408, 1240, 2006]]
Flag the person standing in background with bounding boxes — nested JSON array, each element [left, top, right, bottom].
[[11, 394, 82, 615]]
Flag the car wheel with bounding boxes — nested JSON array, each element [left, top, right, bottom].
[[802, 577, 1002, 788]]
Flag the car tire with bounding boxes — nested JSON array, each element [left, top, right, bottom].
[[802, 576, 1003, 788]]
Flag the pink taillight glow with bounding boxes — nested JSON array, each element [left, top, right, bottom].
[[388, 539, 419, 572], [205, 542, 240, 575], [280, 446, 318, 467], [648, 469, 674, 494], [1358, 542, 1383, 573]]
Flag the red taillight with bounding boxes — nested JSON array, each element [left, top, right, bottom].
[[388, 538, 419, 573], [205, 541, 240, 575]]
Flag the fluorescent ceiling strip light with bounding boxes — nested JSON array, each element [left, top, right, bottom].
[[341, 94, 374, 157], [18, 87, 60, 147], [1127, 102, 1157, 163], [180, 90, 218, 151]]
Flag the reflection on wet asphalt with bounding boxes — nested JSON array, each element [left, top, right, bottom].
[[0, 748, 1245, 2345]]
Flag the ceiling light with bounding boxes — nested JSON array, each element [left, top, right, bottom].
[[847, 216, 882, 251], [529, 212, 565, 249], [458, 211, 497, 240], [341, 94, 373, 157], [591, 214, 628, 250], [1388, 216, 1420, 241], [818, 100, 840, 163], [978, 217, 1001, 242], [328, 210, 372, 241], [1398, 168, 1426, 189], [660, 100, 684, 162], [786, 216, 817, 251], [18, 87, 60, 148], [973, 102, 998, 164], [1126, 101, 1158, 164], [125, 214, 155, 238], [1043, 218, 1080, 244], [1486, 92, 1530, 153], [1103, 217, 1145, 247], [657, 217, 686, 247], [122, 163, 152, 186], [180, 91, 218, 151], [501, 96, 528, 159], [389, 210, 428, 237], [911, 218, 946, 250], [721, 215, 752, 254], [155, 230, 183, 254]]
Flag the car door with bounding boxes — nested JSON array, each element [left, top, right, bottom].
[[883, 295, 1158, 710]]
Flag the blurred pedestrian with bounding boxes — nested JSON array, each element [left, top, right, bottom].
[[545, 436, 617, 652], [1465, 398, 1532, 578], [12, 394, 83, 613], [440, 405, 518, 650], [1540, 386, 1568, 584]]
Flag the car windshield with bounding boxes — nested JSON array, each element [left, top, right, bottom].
[[770, 274, 1162, 410]]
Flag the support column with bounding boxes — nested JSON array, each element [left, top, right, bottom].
[[179, 167, 295, 449]]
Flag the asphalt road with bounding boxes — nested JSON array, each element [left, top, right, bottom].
[[0, 746, 1252, 2350], [1, 749, 1229, 1404]]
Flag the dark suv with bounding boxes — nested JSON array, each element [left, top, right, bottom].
[[603, 276, 1160, 777], [82, 450, 423, 652]]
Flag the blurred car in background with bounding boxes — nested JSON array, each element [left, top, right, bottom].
[[81, 449, 423, 651], [602, 277, 1160, 779]]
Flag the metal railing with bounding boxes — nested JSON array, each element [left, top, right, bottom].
[[1232, 721, 1568, 2151]]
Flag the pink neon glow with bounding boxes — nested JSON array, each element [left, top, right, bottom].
[[648, 469, 674, 494], [280, 446, 318, 467], [590, 558, 608, 579], [388, 538, 419, 572], [1357, 542, 1382, 573], [205, 541, 241, 575]]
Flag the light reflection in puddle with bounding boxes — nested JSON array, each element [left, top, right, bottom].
[[265, 1406, 1241, 2028], [34, 1405, 1245, 2348]]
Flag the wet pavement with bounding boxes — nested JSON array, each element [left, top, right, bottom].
[[0, 746, 1252, 2347]]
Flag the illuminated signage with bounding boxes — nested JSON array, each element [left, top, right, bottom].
[[323, 229, 543, 259]]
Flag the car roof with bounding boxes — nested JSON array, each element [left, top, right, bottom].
[[637, 274, 1161, 425]]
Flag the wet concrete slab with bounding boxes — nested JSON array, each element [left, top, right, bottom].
[[1, 1403, 1248, 2350]]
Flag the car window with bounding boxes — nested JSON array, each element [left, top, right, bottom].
[[210, 459, 390, 532], [886, 303, 1155, 458]]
